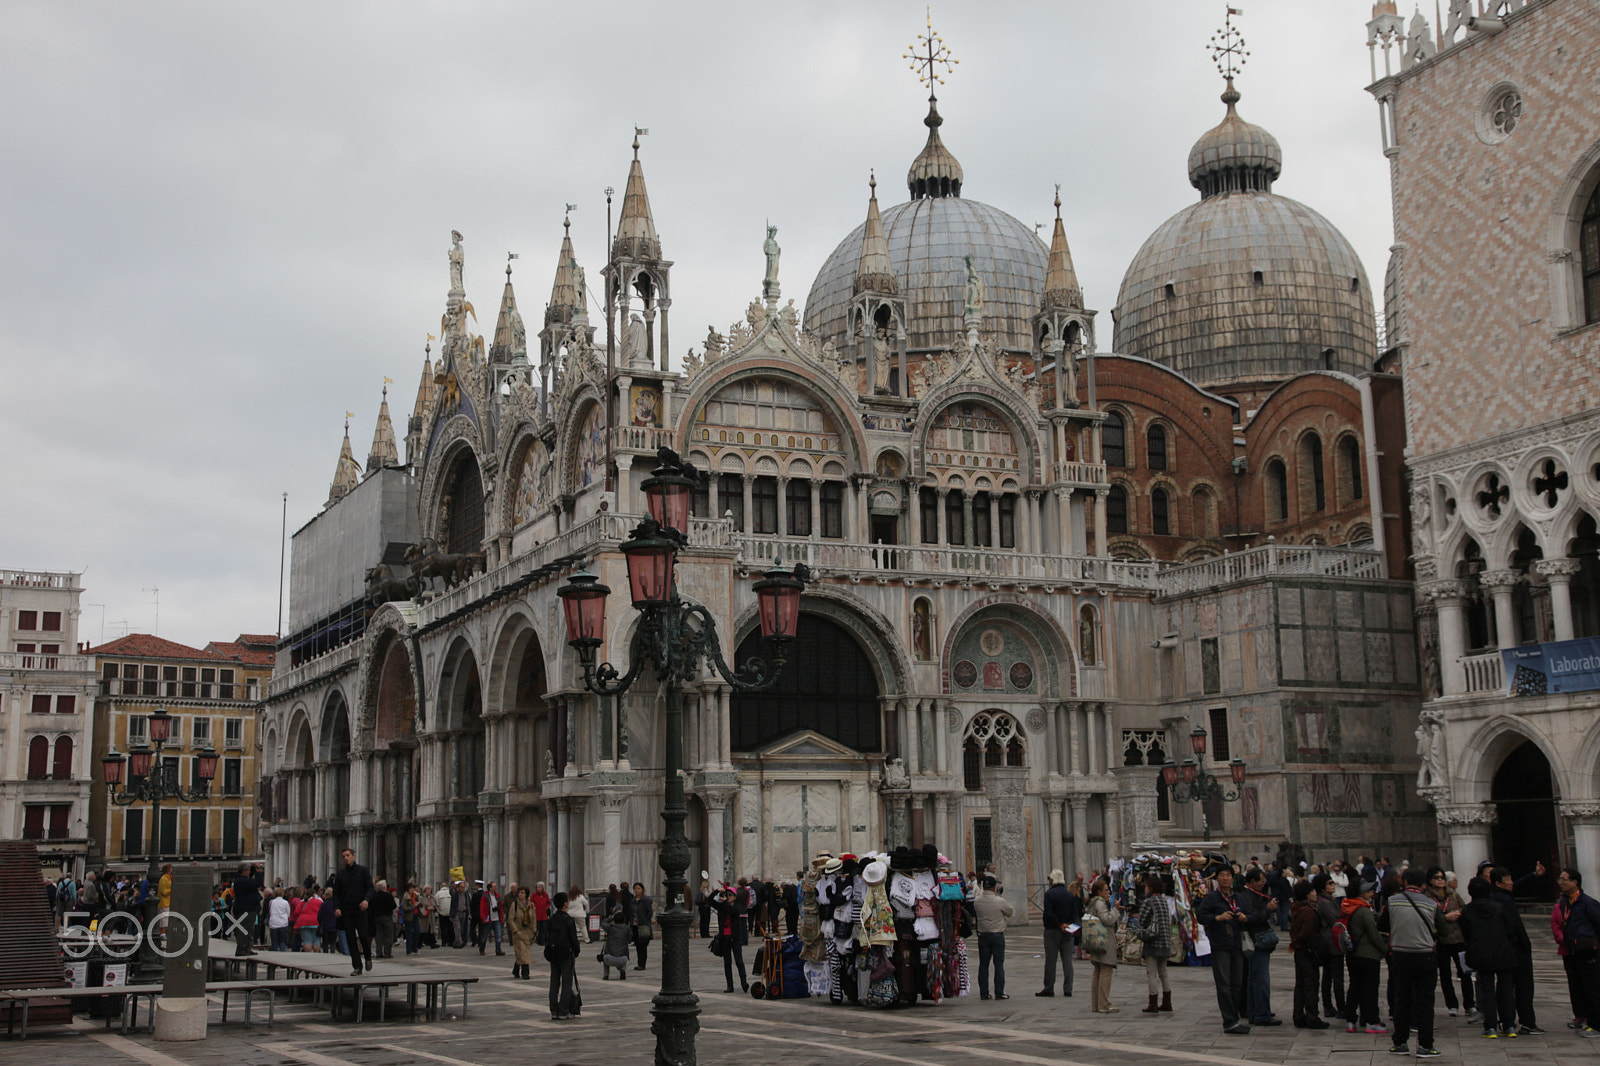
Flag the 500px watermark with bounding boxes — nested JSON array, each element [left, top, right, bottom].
[[60, 910, 247, 960]]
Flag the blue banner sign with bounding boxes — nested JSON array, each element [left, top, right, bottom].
[[1502, 636, 1600, 696]]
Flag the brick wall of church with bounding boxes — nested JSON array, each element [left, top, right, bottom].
[[1388, 0, 1600, 459]]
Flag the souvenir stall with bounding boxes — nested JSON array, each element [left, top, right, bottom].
[[790, 843, 973, 1008], [1113, 842, 1231, 966]]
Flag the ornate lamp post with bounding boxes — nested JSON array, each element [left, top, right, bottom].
[[558, 448, 802, 1066], [101, 706, 218, 967], [1160, 726, 1247, 841]]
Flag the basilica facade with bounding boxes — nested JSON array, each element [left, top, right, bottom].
[[259, 57, 1432, 902]]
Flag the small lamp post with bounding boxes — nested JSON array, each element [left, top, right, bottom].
[[557, 447, 802, 1066], [1160, 725, 1247, 841], [101, 708, 218, 969]]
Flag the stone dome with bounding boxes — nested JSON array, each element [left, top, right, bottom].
[[1113, 85, 1377, 387], [1186, 82, 1282, 198], [805, 196, 1048, 356]]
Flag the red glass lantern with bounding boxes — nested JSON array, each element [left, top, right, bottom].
[[1189, 726, 1207, 756], [148, 708, 173, 744], [1229, 758, 1247, 785], [101, 747, 126, 786], [620, 529, 677, 607], [557, 569, 612, 649], [128, 742, 153, 778], [752, 562, 804, 643], [196, 744, 220, 782], [641, 456, 696, 537], [1180, 758, 1198, 784], [1160, 762, 1178, 787]]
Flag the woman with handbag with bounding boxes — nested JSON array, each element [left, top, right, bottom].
[[1084, 878, 1121, 1013], [544, 892, 581, 1019], [1137, 873, 1174, 1014]]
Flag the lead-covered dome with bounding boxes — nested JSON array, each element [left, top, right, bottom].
[[1113, 84, 1376, 387], [806, 198, 1047, 355]]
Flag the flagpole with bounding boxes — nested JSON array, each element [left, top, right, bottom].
[[276, 492, 287, 643]]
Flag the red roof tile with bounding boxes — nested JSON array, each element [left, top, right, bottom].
[[205, 641, 275, 667], [84, 633, 217, 660], [235, 634, 278, 647]]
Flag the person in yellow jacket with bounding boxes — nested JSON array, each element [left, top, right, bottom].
[[157, 863, 173, 910]]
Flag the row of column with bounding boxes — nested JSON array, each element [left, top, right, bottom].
[[1042, 701, 1113, 778], [1425, 557, 1583, 695], [686, 683, 732, 770], [895, 698, 949, 775], [1438, 801, 1600, 905]]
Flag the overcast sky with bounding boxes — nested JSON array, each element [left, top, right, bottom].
[[0, 0, 1397, 649]]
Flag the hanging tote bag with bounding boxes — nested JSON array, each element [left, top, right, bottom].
[[1080, 912, 1109, 957]]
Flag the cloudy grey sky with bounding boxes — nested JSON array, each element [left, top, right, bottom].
[[0, 0, 1396, 649]]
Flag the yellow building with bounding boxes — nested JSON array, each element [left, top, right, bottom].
[[87, 633, 273, 868]]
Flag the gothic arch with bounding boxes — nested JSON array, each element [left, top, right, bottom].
[[916, 388, 1043, 483], [358, 606, 424, 746], [731, 586, 909, 697], [485, 608, 553, 714], [436, 635, 485, 733], [560, 392, 607, 495], [419, 415, 487, 544], [675, 362, 870, 472], [939, 595, 1076, 698], [1544, 136, 1600, 330], [1450, 714, 1571, 805], [284, 706, 317, 770]]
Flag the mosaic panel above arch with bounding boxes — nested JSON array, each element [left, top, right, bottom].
[[508, 436, 554, 528], [942, 600, 1072, 698], [925, 401, 1020, 477], [690, 377, 847, 462]]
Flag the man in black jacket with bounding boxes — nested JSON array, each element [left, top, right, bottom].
[[1241, 867, 1281, 1026], [1492, 866, 1542, 1034], [332, 848, 375, 976], [1037, 869, 1082, 997], [230, 862, 264, 958], [1197, 867, 1253, 1035], [545, 892, 580, 1020]]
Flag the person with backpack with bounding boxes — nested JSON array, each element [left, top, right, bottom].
[[1337, 880, 1387, 1034], [1553, 867, 1600, 1037], [1241, 867, 1281, 1026], [1310, 873, 1347, 1019], [1196, 866, 1252, 1035], [1380, 866, 1446, 1057], [1460, 876, 1518, 1037], [545, 891, 581, 1018], [1288, 880, 1329, 1028]]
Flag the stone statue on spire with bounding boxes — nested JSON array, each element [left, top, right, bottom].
[[762, 225, 781, 300], [448, 230, 465, 293]]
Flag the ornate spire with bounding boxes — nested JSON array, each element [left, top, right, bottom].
[[613, 129, 661, 259], [854, 173, 898, 295], [904, 11, 962, 200], [366, 382, 398, 473], [491, 258, 523, 363], [405, 342, 433, 466], [546, 213, 582, 325], [328, 415, 361, 505], [1042, 186, 1081, 310]]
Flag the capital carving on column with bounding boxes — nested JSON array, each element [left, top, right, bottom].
[[985, 765, 1029, 799], [1093, 488, 1109, 501], [1559, 801, 1600, 823], [1419, 578, 1467, 604], [1478, 568, 1521, 591], [1067, 794, 1091, 812], [595, 790, 631, 811], [1434, 803, 1497, 828], [1536, 558, 1583, 581]]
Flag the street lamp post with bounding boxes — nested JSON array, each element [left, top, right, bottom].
[[558, 448, 803, 1066], [1160, 726, 1247, 841], [101, 706, 218, 970]]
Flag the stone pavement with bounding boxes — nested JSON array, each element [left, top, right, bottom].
[[40, 929, 1596, 1065]]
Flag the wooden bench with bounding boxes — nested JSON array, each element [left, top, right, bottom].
[[2, 985, 163, 1039]]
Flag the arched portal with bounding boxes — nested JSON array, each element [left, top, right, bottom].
[[436, 639, 486, 880], [1491, 740, 1560, 896], [439, 449, 485, 556], [488, 616, 550, 888], [367, 635, 421, 886], [320, 692, 353, 861], [730, 613, 881, 753]]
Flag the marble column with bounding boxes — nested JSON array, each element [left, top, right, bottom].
[[1562, 802, 1600, 899], [481, 813, 502, 887], [1481, 569, 1520, 649], [810, 479, 821, 540], [905, 700, 922, 774], [717, 684, 732, 769], [1093, 488, 1108, 557], [936, 488, 949, 545], [934, 793, 957, 857], [988, 493, 1000, 549], [987, 767, 1028, 920], [856, 478, 870, 542], [1068, 795, 1089, 878], [776, 476, 789, 538], [1046, 797, 1065, 875], [1111, 766, 1160, 848], [1538, 559, 1582, 642], [961, 493, 975, 547], [759, 779, 774, 879], [553, 799, 569, 890], [1423, 580, 1468, 696], [597, 790, 629, 889], [909, 485, 923, 545], [703, 791, 733, 885], [1435, 803, 1496, 881], [743, 476, 755, 535]]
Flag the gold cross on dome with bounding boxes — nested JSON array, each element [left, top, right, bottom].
[[904, 7, 958, 89], [1209, 6, 1249, 81]]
